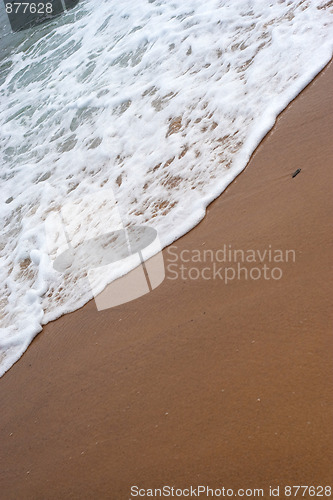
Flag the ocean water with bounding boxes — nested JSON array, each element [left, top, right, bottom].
[[0, 0, 332, 376]]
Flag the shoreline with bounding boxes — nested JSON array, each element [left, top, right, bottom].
[[0, 62, 332, 498]]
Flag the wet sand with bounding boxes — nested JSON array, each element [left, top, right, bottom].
[[1, 62, 332, 499]]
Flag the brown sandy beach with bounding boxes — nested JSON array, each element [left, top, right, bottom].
[[1, 62, 332, 499]]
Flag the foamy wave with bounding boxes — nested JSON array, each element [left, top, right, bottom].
[[0, 0, 332, 375]]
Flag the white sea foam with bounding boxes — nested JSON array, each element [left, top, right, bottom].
[[0, 0, 332, 376]]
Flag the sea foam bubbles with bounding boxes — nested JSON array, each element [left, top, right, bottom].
[[0, 0, 332, 375]]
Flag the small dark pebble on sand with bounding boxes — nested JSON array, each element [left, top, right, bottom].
[[292, 168, 301, 178]]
